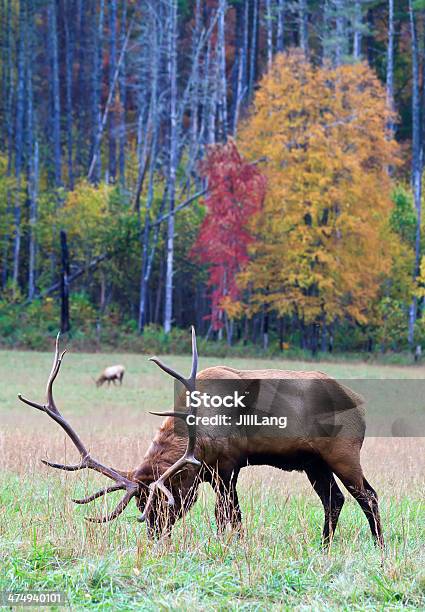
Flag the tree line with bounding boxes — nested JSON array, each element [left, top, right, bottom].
[[0, 0, 424, 354]]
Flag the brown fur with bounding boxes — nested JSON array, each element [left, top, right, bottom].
[[133, 366, 384, 546]]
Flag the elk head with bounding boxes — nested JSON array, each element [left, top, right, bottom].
[[18, 329, 201, 528]]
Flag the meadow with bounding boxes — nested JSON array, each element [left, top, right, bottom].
[[0, 348, 424, 610]]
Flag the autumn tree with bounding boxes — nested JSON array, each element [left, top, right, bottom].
[[238, 52, 401, 350], [192, 140, 266, 342]]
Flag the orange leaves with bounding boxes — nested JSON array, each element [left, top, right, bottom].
[[238, 51, 402, 326]]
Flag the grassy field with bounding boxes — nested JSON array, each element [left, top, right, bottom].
[[0, 348, 424, 610]]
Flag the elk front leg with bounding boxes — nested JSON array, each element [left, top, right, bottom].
[[214, 470, 242, 534]]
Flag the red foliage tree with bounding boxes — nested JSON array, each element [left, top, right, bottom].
[[192, 140, 266, 331]]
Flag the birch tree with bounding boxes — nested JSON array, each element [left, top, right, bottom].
[[26, 1, 38, 299], [108, 0, 117, 182], [138, 6, 162, 332], [12, 0, 26, 290], [217, 0, 228, 141], [298, 0, 309, 56], [353, 0, 363, 60], [265, 0, 273, 70], [2, 0, 13, 288], [48, 0, 62, 187], [408, 0, 423, 346], [249, 0, 259, 97], [119, 0, 127, 185], [386, 0, 395, 136], [276, 0, 285, 53], [91, 0, 104, 184], [64, 1, 75, 189], [164, 0, 178, 334]]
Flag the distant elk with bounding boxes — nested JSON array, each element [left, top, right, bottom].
[[18, 330, 383, 547], [95, 365, 125, 387]]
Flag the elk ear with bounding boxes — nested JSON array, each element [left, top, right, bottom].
[[133, 463, 156, 486]]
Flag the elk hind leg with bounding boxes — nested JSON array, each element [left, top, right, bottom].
[[332, 461, 384, 547], [305, 462, 345, 546]]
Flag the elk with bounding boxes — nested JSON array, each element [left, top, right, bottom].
[[18, 329, 383, 547], [95, 365, 125, 387]]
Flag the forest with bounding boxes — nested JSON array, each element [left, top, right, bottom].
[[1, 0, 425, 356]]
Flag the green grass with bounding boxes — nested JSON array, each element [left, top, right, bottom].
[[1, 349, 424, 610]]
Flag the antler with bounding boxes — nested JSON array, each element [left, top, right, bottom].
[[18, 333, 138, 523], [138, 326, 201, 522]]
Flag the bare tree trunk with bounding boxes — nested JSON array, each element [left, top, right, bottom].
[[49, 0, 62, 187], [217, 0, 228, 142], [408, 0, 422, 347], [353, 0, 362, 60], [207, 46, 218, 145], [28, 142, 39, 300], [139, 13, 161, 332], [119, 0, 127, 185], [299, 0, 309, 56], [334, 0, 346, 66], [386, 0, 395, 135], [26, 5, 38, 300], [322, 0, 331, 62], [154, 255, 165, 324], [231, 0, 249, 135], [184, 0, 204, 183], [60, 230, 71, 333], [263, 306, 269, 351], [108, 0, 117, 182], [91, 0, 104, 184], [2, 0, 13, 288], [164, 0, 178, 333], [265, 0, 273, 70], [87, 19, 132, 182], [276, 0, 285, 52], [12, 0, 26, 292], [0, 0, 5, 147], [64, 4, 74, 190], [248, 0, 259, 97], [74, 0, 87, 173]]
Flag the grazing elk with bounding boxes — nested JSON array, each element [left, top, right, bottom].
[[18, 330, 383, 547], [95, 365, 125, 387]]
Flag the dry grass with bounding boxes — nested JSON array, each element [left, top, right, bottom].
[[1, 349, 424, 609]]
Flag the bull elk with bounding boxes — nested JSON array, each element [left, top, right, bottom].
[[95, 365, 125, 387], [18, 329, 383, 547]]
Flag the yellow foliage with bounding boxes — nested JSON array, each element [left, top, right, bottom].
[[416, 256, 425, 299], [57, 181, 114, 260], [59, 181, 113, 242], [238, 51, 401, 325], [220, 296, 244, 319]]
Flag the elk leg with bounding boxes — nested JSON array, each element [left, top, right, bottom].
[[214, 471, 242, 534], [333, 466, 384, 547], [305, 464, 345, 546]]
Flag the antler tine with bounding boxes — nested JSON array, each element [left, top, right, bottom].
[[72, 484, 125, 505], [45, 332, 65, 414], [140, 327, 201, 523], [189, 325, 198, 387], [149, 326, 198, 392], [18, 333, 140, 524], [85, 489, 136, 523]]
